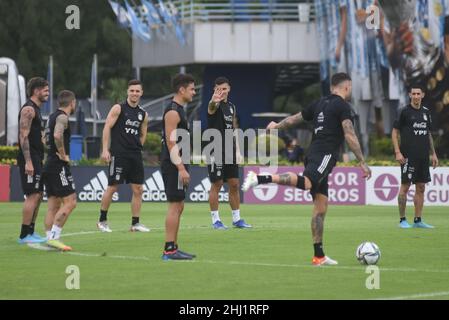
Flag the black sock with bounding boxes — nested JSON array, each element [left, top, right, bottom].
[[400, 217, 406, 223], [414, 217, 422, 223], [30, 222, 35, 235], [132, 217, 139, 226], [99, 210, 108, 222], [257, 175, 272, 184], [314, 243, 325, 258], [20, 224, 30, 239], [165, 241, 176, 252]]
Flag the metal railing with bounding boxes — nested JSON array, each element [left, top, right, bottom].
[[172, 0, 315, 23], [133, 0, 315, 24]]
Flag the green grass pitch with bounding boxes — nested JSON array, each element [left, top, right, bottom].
[[1, 202, 448, 300]]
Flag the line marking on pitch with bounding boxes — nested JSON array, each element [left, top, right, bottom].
[[373, 291, 449, 300], [61, 251, 449, 274]]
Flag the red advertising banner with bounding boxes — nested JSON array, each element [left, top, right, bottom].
[[0, 165, 10, 202]]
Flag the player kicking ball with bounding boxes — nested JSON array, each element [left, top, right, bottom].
[[242, 73, 371, 266], [43, 91, 78, 251]]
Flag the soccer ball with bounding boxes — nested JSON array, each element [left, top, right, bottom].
[[356, 242, 381, 265]]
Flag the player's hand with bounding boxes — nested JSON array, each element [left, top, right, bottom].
[[25, 160, 34, 177], [56, 152, 70, 163], [395, 151, 406, 165], [179, 169, 190, 187], [211, 87, 225, 104], [266, 121, 278, 130], [432, 153, 439, 169], [360, 162, 371, 180], [101, 150, 111, 163]]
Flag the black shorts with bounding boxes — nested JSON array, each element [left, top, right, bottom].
[[161, 161, 189, 202], [43, 161, 76, 198], [108, 154, 144, 186], [208, 163, 239, 183], [401, 157, 430, 184], [303, 153, 337, 199], [18, 157, 43, 196]]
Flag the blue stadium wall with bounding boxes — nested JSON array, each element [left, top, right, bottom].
[[201, 64, 276, 129]]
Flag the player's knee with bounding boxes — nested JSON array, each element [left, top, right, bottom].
[[66, 195, 77, 211], [211, 181, 223, 192], [296, 175, 313, 190], [399, 184, 410, 195], [228, 180, 239, 191], [133, 185, 143, 196], [416, 184, 425, 194]]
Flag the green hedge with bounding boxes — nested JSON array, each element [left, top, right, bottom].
[[0, 146, 19, 159]]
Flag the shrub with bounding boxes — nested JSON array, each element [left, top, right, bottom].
[[0, 146, 19, 160]]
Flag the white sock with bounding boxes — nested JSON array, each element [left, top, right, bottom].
[[49, 225, 62, 240], [46, 231, 52, 240], [232, 209, 241, 223], [211, 211, 221, 224]]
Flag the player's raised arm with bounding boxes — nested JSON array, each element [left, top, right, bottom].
[[19, 106, 36, 176], [342, 119, 371, 179], [140, 112, 149, 147], [267, 112, 304, 130], [102, 104, 121, 162], [54, 114, 69, 162]]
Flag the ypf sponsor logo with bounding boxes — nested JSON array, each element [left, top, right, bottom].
[[79, 171, 119, 201], [374, 174, 399, 201]]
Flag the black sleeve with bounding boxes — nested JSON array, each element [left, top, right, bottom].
[[339, 101, 352, 123], [393, 107, 405, 129], [301, 100, 318, 121]]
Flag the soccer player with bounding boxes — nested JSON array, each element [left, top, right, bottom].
[[97, 80, 150, 232], [17, 77, 49, 244], [242, 73, 371, 266], [207, 77, 251, 230], [43, 90, 78, 251], [391, 85, 438, 229], [161, 74, 196, 260]]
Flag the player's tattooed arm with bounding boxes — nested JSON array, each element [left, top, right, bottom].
[[272, 112, 303, 130], [342, 119, 372, 179], [54, 114, 69, 161], [19, 106, 35, 164]]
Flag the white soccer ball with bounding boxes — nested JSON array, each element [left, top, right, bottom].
[[356, 242, 381, 265]]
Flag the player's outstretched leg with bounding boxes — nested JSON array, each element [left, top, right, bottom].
[[242, 171, 311, 192]]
